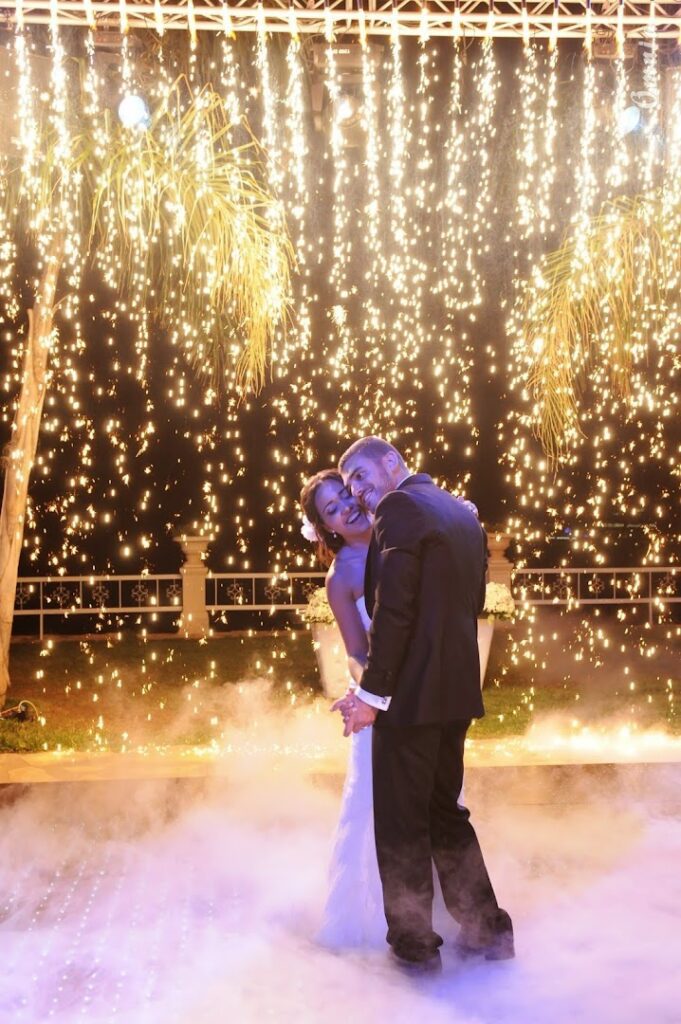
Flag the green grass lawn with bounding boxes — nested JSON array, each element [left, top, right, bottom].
[[1, 630, 320, 752], [1, 620, 678, 753]]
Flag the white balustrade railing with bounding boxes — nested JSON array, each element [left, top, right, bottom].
[[12, 566, 680, 638], [13, 574, 185, 640], [12, 571, 327, 639], [205, 572, 326, 612], [513, 567, 681, 624]]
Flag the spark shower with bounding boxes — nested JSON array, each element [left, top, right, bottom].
[[0, 13, 679, 578]]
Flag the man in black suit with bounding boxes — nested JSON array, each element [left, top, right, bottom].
[[337, 436, 513, 972]]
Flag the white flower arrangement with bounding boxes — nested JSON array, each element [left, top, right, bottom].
[[301, 583, 515, 626], [300, 514, 320, 543], [300, 587, 336, 625], [482, 582, 515, 621]]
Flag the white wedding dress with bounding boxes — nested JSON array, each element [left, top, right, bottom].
[[317, 596, 386, 949]]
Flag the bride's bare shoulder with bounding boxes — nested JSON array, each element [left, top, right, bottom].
[[327, 546, 366, 602], [326, 557, 352, 593]]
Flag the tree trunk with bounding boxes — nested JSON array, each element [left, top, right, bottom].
[[0, 238, 63, 704]]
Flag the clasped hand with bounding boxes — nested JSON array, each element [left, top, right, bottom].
[[331, 692, 378, 737]]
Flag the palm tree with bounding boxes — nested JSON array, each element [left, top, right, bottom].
[[517, 186, 681, 462], [0, 68, 294, 703]]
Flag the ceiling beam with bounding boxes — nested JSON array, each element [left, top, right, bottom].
[[2, 1, 680, 39]]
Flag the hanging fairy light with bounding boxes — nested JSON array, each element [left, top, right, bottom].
[[83, 0, 96, 31], [118, 0, 129, 36], [486, 0, 496, 38], [549, 0, 559, 51], [187, 0, 198, 49], [324, 2, 334, 44], [220, 30, 242, 127], [584, 0, 593, 58], [616, 0, 625, 59], [358, 0, 368, 50], [387, 32, 410, 300], [418, 0, 430, 46], [0, 15, 678, 678], [452, 0, 462, 41], [154, 0, 165, 36], [640, 22, 662, 190], [522, 0, 531, 49], [607, 51, 631, 192], [222, 0, 236, 39], [515, 41, 542, 243]]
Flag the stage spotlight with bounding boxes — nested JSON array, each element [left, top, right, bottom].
[[309, 41, 383, 140], [335, 93, 360, 126], [618, 104, 642, 135], [118, 94, 151, 131]]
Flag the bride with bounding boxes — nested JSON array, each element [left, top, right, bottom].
[[299, 468, 385, 947], [300, 469, 481, 949]]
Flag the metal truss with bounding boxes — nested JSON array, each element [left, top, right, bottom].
[[2, 1, 681, 39]]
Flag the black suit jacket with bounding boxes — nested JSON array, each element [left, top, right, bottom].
[[362, 474, 487, 727]]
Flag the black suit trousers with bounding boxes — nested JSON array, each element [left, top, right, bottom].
[[372, 719, 500, 961]]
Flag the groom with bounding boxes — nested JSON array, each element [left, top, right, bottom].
[[336, 436, 513, 972]]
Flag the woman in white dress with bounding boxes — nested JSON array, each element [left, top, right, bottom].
[[299, 471, 478, 948], [299, 469, 386, 947]]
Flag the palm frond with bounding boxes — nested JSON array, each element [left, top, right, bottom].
[[89, 77, 294, 394], [4, 68, 293, 397], [518, 191, 681, 461]]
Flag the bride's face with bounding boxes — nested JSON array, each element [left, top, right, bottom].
[[314, 480, 371, 542]]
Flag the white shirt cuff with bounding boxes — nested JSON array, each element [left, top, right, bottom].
[[356, 687, 392, 711]]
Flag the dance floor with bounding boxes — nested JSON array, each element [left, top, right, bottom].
[[0, 717, 679, 1024]]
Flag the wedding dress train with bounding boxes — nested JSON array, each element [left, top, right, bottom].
[[317, 596, 386, 948]]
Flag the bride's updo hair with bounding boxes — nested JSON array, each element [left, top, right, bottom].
[[300, 469, 346, 568]]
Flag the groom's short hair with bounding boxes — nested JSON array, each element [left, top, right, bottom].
[[339, 436, 407, 472]]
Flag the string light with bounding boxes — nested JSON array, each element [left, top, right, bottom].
[[154, 0, 165, 37], [522, 0, 530, 49], [549, 0, 558, 52], [452, 0, 462, 41], [486, 0, 496, 39], [584, 0, 593, 58], [418, 0, 430, 46], [641, 24, 661, 190], [222, 0, 236, 39], [515, 41, 542, 245], [83, 0, 95, 31], [324, 3, 334, 44], [359, 0, 368, 50], [616, 0, 625, 59], [187, 0, 198, 49], [118, 0, 129, 36], [607, 47, 630, 193]]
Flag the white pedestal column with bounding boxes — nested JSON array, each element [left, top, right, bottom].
[[173, 533, 212, 638], [487, 531, 513, 588]]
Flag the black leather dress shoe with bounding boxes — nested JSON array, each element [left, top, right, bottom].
[[454, 911, 515, 962], [388, 948, 443, 975]]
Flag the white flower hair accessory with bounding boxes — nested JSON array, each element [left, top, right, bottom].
[[300, 514, 321, 544]]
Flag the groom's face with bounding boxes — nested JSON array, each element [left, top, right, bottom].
[[341, 453, 395, 514]]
